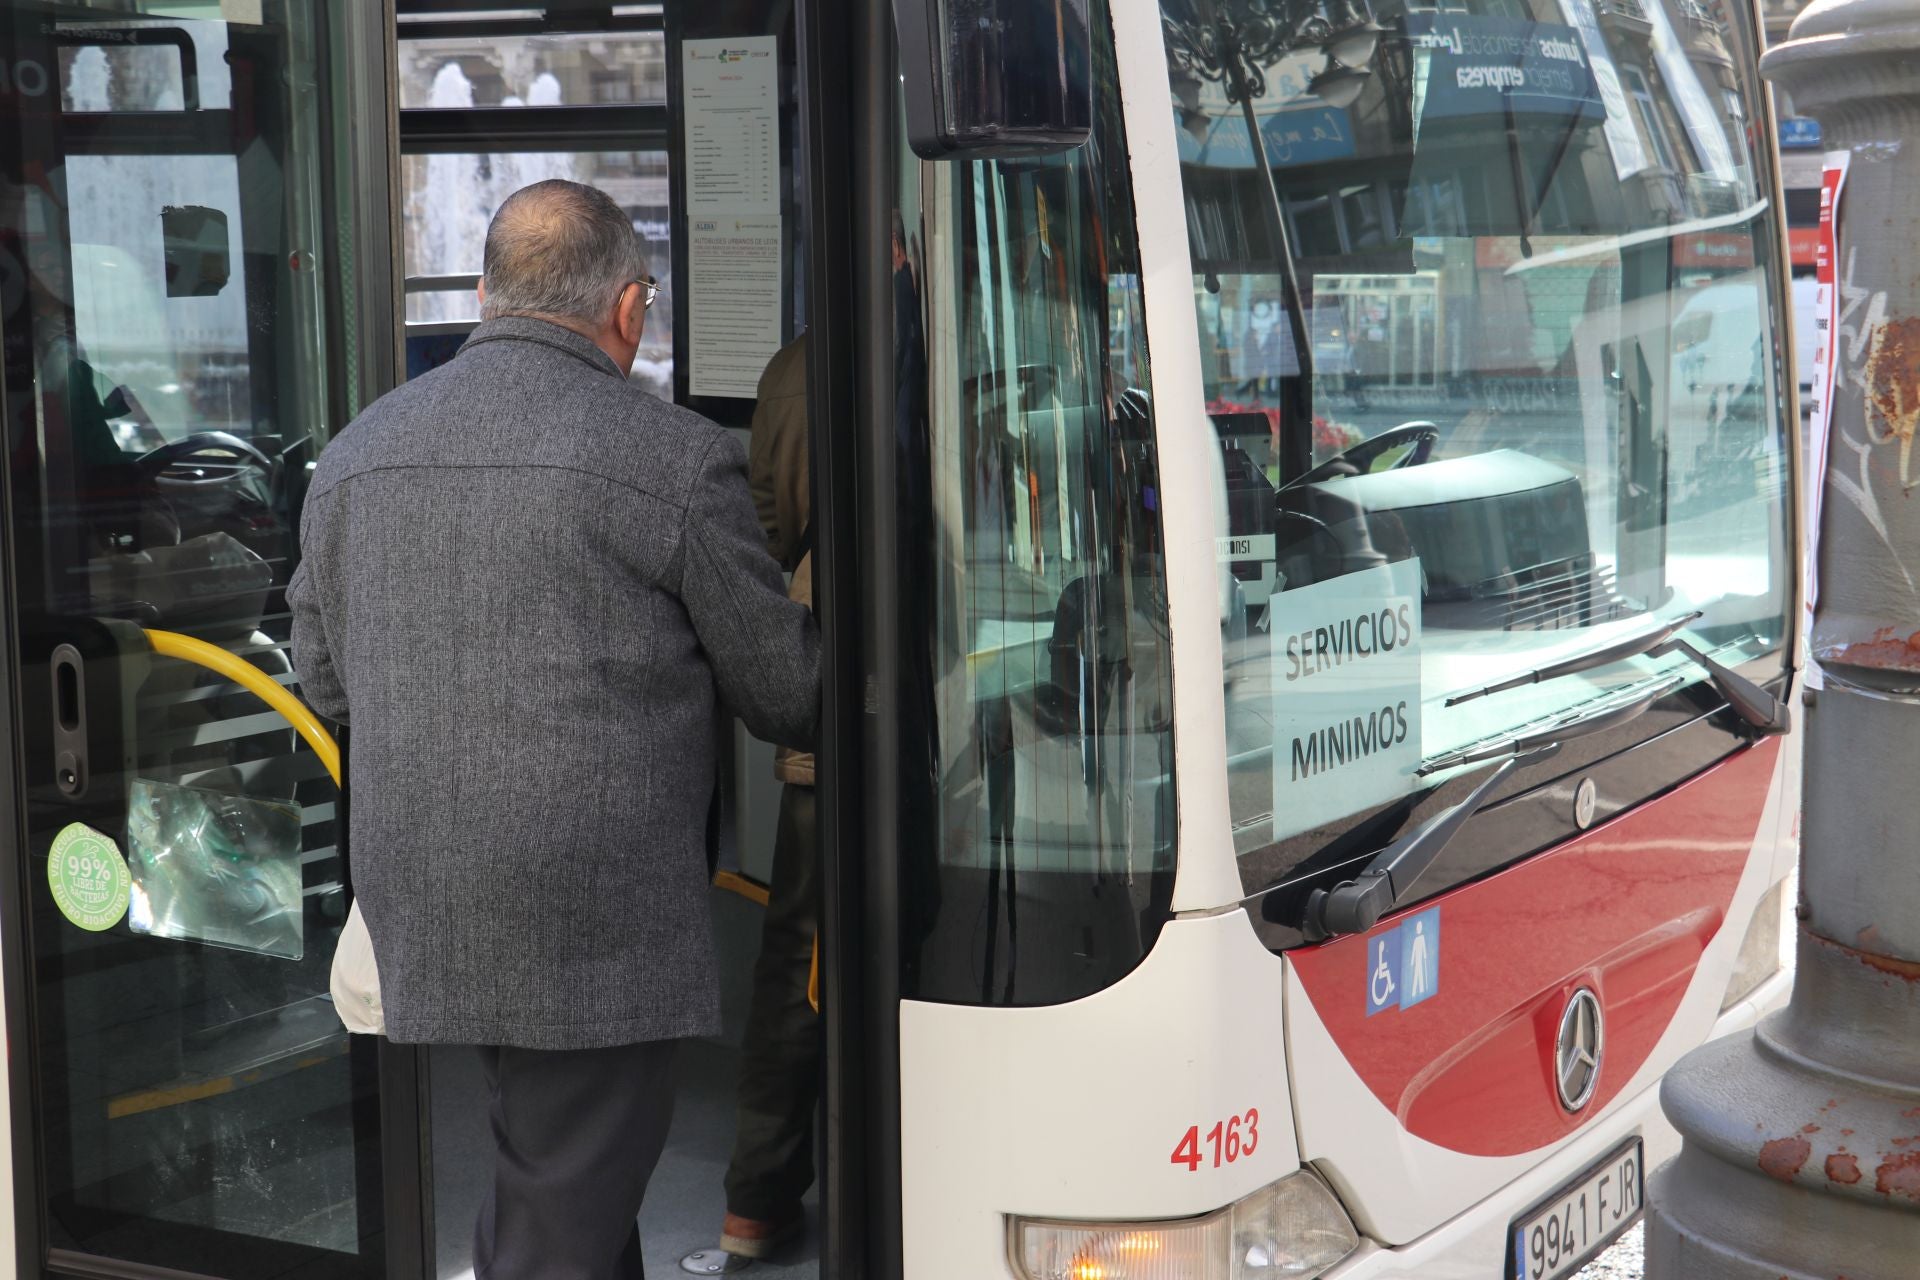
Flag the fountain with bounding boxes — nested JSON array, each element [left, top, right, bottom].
[[64, 42, 110, 112], [410, 63, 491, 324], [410, 64, 581, 326]]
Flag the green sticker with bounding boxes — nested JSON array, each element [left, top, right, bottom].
[[49, 823, 131, 932]]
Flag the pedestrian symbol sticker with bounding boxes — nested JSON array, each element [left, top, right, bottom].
[[48, 823, 131, 932], [1363, 907, 1441, 1016], [1399, 908, 1440, 1009]]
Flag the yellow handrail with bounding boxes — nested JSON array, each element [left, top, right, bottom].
[[712, 869, 771, 907], [145, 629, 341, 787]]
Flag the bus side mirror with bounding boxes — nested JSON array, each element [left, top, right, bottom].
[[893, 0, 1094, 159]]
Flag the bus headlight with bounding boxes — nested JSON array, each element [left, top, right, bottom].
[[1010, 1170, 1361, 1280], [1721, 878, 1787, 1012]]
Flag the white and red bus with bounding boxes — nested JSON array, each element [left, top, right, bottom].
[[0, 0, 1799, 1277]]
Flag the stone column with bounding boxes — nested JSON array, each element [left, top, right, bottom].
[[1646, 3, 1920, 1275]]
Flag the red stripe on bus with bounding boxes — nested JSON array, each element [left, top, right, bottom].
[[1290, 738, 1781, 1156]]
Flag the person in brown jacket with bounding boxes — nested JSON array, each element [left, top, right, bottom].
[[719, 331, 819, 1258]]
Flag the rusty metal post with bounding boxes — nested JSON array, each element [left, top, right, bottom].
[[1645, 2, 1920, 1276]]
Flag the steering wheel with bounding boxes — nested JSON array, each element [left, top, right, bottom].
[[135, 431, 275, 489], [1287, 421, 1441, 489]]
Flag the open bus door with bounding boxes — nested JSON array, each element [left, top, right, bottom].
[[0, 0, 889, 1275], [386, 3, 853, 1273], [0, 2, 411, 1276]]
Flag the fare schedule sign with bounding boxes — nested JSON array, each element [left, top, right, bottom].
[[683, 37, 783, 399]]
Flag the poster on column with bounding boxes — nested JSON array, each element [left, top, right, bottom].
[[682, 37, 782, 397], [1804, 149, 1848, 689]]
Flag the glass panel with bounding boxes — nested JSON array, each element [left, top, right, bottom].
[[397, 29, 667, 108], [400, 149, 674, 396], [895, 0, 1176, 1005], [1, 3, 382, 1274], [1159, 0, 1791, 858]]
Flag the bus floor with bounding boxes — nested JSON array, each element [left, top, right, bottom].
[[431, 885, 822, 1278]]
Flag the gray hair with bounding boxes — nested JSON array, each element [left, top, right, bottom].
[[480, 180, 644, 325]]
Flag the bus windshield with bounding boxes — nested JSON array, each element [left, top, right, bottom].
[[1161, 0, 1792, 859]]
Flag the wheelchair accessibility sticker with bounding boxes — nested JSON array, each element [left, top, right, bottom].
[[1364, 907, 1440, 1016]]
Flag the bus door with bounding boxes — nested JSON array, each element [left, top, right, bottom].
[[388, 3, 830, 1275], [0, 3, 405, 1278]]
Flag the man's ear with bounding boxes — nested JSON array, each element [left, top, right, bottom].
[[616, 281, 646, 345], [476, 279, 487, 309]]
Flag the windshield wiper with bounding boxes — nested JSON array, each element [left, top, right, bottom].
[[1445, 612, 1699, 705], [1298, 745, 1557, 942], [1295, 676, 1683, 942], [1420, 674, 1684, 776], [1445, 611, 1789, 734], [1657, 637, 1790, 732]]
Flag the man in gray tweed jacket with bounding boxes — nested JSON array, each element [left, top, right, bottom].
[[289, 180, 818, 1280]]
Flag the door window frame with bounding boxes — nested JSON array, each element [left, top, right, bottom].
[[800, 0, 885, 1266], [0, 0, 1085, 1272], [0, 1, 418, 1276]]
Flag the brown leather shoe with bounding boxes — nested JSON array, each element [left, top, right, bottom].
[[719, 1211, 804, 1259]]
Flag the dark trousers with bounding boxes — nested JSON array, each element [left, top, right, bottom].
[[723, 783, 820, 1221], [473, 1039, 678, 1280]]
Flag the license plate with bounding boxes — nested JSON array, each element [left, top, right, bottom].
[[1508, 1138, 1643, 1280]]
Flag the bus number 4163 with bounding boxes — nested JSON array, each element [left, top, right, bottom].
[[1171, 1109, 1259, 1172]]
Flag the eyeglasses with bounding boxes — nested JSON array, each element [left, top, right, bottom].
[[630, 276, 660, 311]]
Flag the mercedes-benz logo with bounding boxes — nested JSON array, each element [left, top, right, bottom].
[[1555, 988, 1604, 1112]]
